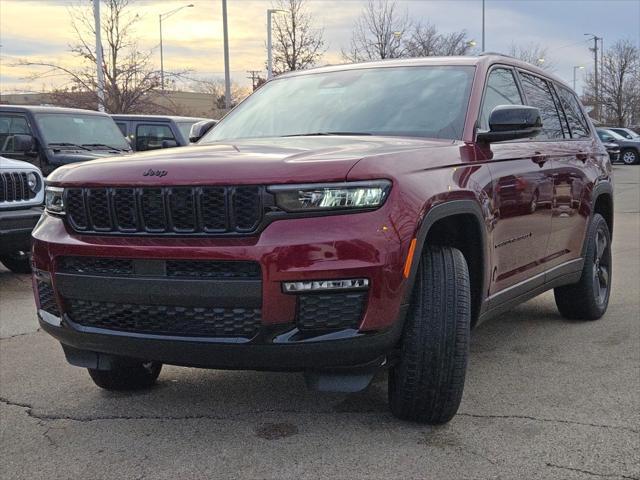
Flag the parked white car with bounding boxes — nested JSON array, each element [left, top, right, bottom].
[[0, 156, 44, 273]]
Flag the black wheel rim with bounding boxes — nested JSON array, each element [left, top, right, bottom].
[[592, 228, 610, 306]]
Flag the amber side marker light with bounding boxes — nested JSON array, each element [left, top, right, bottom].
[[403, 238, 417, 278]]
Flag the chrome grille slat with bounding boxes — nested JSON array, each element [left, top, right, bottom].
[[64, 186, 263, 236]]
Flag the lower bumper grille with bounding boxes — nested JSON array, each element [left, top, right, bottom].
[[37, 281, 60, 316], [66, 299, 261, 338], [297, 292, 367, 331]]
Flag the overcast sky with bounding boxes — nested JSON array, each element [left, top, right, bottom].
[[1, 0, 639, 95]]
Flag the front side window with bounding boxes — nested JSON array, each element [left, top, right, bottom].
[[35, 113, 129, 150], [0, 115, 32, 153], [479, 67, 523, 130], [135, 124, 176, 151], [177, 122, 196, 141], [557, 87, 590, 138], [519, 72, 565, 140], [201, 66, 475, 143]]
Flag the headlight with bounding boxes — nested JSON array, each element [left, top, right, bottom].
[[268, 180, 391, 213], [45, 187, 65, 214], [27, 172, 39, 192]]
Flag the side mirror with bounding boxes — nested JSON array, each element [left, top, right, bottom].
[[189, 120, 218, 143], [161, 139, 178, 149], [477, 105, 542, 143], [13, 134, 35, 154]]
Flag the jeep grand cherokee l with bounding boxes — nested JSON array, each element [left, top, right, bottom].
[[33, 55, 613, 424]]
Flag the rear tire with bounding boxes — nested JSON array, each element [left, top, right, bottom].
[[0, 252, 32, 274], [388, 245, 471, 424], [554, 213, 611, 320], [88, 361, 162, 391]]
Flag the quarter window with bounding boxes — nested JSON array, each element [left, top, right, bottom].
[[136, 124, 175, 151], [518, 72, 565, 140], [557, 87, 590, 138], [480, 68, 523, 130]]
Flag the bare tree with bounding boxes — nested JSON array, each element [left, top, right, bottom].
[[189, 77, 251, 113], [507, 42, 554, 71], [405, 22, 474, 57], [13, 0, 181, 113], [343, 0, 410, 62], [583, 39, 639, 126], [271, 0, 325, 75]]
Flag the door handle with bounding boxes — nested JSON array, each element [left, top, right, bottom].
[[576, 152, 588, 162], [532, 154, 547, 166]]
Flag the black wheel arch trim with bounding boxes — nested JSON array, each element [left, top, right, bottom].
[[401, 199, 488, 319]]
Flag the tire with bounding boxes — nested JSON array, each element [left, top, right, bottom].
[[554, 213, 611, 320], [621, 149, 639, 165], [0, 252, 32, 274], [88, 361, 162, 391], [388, 245, 471, 424]]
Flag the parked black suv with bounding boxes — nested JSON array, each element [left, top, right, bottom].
[[0, 105, 131, 176], [111, 115, 209, 151]]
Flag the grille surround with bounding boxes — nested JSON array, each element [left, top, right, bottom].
[[65, 186, 264, 236]]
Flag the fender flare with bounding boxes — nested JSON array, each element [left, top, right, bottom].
[[401, 200, 488, 310], [581, 181, 614, 257]]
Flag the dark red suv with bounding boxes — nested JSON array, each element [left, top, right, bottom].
[[33, 55, 613, 424]]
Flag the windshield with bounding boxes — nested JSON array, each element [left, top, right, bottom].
[[35, 113, 130, 150], [201, 66, 475, 143]]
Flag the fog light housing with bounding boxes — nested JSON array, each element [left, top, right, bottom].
[[283, 278, 369, 293]]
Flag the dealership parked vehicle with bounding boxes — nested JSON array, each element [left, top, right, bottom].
[[596, 128, 640, 165], [34, 55, 613, 424], [607, 127, 639, 140], [111, 115, 209, 151], [596, 136, 621, 163], [0, 105, 131, 176], [0, 156, 43, 273]]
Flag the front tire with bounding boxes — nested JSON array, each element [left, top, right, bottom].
[[621, 149, 639, 165], [554, 213, 611, 320], [88, 361, 162, 391], [388, 246, 471, 424]]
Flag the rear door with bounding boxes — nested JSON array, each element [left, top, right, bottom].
[[477, 66, 555, 294]]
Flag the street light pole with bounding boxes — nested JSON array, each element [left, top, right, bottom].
[[93, 0, 105, 112], [222, 0, 231, 109], [159, 3, 194, 92], [573, 65, 584, 91], [481, 0, 485, 52], [267, 9, 286, 79], [585, 33, 601, 120]]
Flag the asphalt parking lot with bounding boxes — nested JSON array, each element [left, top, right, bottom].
[[1, 165, 638, 480]]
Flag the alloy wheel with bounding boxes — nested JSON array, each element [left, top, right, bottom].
[[592, 228, 610, 306]]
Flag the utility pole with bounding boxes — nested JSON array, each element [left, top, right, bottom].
[[481, 0, 485, 52], [93, 0, 105, 112], [585, 33, 601, 120], [222, 0, 231, 109], [267, 9, 286, 79], [246, 70, 262, 90]]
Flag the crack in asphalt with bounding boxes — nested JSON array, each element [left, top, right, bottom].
[[456, 412, 638, 433], [2, 397, 638, 435], [0, 328, 40, 340], [546, 462, 640, 479]]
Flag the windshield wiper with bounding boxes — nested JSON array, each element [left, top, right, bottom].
[[82, 143, 127, 151], [48, 142, 92, 151], [281, 132, 373, 137]]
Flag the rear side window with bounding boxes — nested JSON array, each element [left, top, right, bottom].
[[136, 124, 175, 151], [0, 115, 32, 153], [557, 87, 591, 138], [480, 68, 523, 130], [518, 72, 565, 140]]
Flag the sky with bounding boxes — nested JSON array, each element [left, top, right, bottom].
[[0, 0, 639, 95]]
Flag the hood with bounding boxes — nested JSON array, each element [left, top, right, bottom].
[[49, 148, 129, 166], [47, 136, 452, 187], [0, 155, 41, 172]]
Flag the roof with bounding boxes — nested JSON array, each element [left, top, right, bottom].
[[274, 54, 572, 91], [0, 104, 110, 116], [110, 114, 208, 122]]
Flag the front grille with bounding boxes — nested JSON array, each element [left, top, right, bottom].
[[57, 257, 261, 279], [0, 172, 36, 203], [297, 292, 367, 331], [37, 281, 60, 316], [65, 186, 263, 235], [66, 299, 261, 338]]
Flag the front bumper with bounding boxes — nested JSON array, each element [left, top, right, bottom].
[[0, 206, 43, 254], [32, 208, 414, 370]]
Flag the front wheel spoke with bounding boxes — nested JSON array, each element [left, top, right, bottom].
[[599, 266, 609, 287], [595, 231, 606, 259]]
